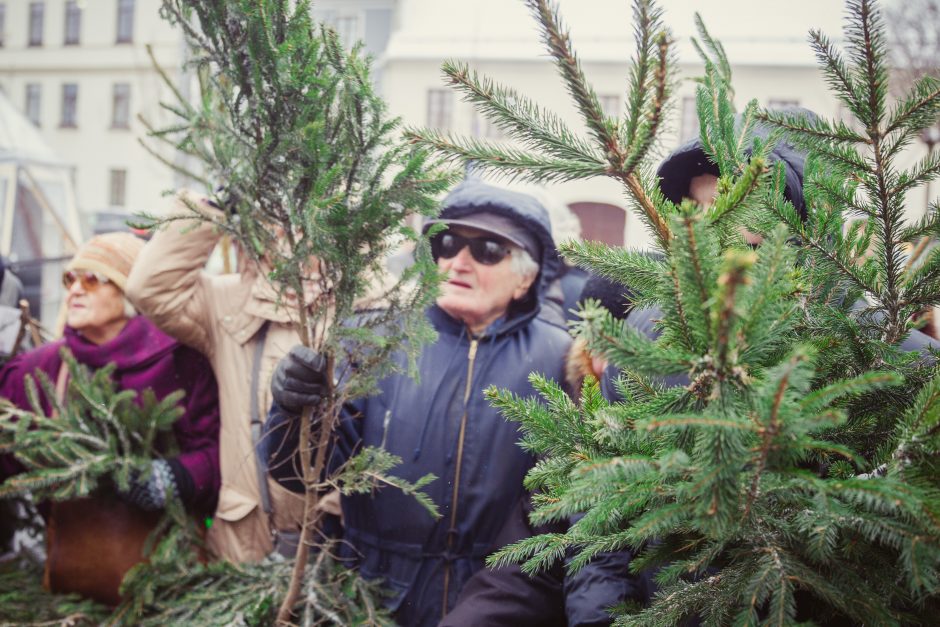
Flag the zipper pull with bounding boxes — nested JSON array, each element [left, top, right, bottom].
[[468, 338, 478, 361], [380, 409, 391, 448]]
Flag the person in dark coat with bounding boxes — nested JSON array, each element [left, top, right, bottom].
[[563, 107, 938, 626], [265, 178, 572, 626], [0, 232, 221, 513]]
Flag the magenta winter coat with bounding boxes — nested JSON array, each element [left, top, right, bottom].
[[0, 315, 221, 510]]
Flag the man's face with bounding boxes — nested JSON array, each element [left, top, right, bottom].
[[688, 173, 718, 208], [435, 225, 536, 335], [687, 173, 762, 245]]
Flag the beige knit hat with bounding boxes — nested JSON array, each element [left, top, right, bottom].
[[66, 232, 145, 292]]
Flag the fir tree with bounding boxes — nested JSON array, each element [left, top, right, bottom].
[[141, 1, 451, 621], [0, 350, 182, 502], [410, 0, 940, 624]]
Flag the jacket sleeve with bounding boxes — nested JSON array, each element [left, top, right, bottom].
[[125, 190, 225, 358], [264, 398, 362, 494], [170, 346, 221, 512], [564, 546, 661, 627], [441, 493, 567, 627], [0, 347, 58, 480]]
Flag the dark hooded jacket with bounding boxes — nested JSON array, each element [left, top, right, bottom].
[[657, 106, 811, 221], [267, 179, 572, 627]]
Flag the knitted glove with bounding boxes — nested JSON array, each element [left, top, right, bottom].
[[118, 459, 180, 511]]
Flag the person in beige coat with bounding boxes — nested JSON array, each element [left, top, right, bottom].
[[125, 190, 310, 563]]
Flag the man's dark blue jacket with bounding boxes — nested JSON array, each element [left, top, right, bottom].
[[266, 178, 572, 627]]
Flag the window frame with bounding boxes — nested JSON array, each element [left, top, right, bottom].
[[111, 83, 131, 129], [60, 83, 78, 128], [0, 4, 7, 49], [680, 96, 700, 143], [426, 89, 453, 131], [116, 0, 134, 44], [598, 94, 622, 119], [109, 169, 127, 207], [28, 2, 44, 47], [63, 0, 81, 46], [25, 83, 41, 127]]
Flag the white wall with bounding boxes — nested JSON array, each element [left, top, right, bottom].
[[381, 54, 841, 249], [0, 0, 184, 223]]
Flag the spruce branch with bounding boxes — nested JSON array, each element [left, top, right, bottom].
[[438, 60, 603, 164], [0, 351, 181, 502], [145, 2, 452, 622], [411, 0, 674, 247], [404, 129, 608, 183]]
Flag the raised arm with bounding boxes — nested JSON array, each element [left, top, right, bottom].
[[125, 191, 225, 357]]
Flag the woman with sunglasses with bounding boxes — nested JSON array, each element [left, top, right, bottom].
[[265, 177, 573, 626], [0, 233, 220, 599]]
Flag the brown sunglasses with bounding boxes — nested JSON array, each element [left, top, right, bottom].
[[62, 270, 111, 291]]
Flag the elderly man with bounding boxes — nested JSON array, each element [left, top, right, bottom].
[[265, 177, 572, 626]]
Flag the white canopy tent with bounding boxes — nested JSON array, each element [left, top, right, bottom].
[[0, 91, 83, 329]]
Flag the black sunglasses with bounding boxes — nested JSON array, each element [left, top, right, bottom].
[[431, 231, 512, 266]]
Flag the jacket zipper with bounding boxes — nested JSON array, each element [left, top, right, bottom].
[[441, 337, 478, 618]]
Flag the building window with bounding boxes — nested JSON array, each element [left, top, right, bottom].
[[110, 169, 127, 207], [0, 4, 7, 48], [427, 89, 453, 130], [116, 0, 134, 43], [60, 83, 78, 128], [25, 84, 41, 127], [767, 98, 800, 110], [475, 113, 505, 140], [598, 94, 621, 119], [112, 83, 130, 128], [28, 2, 44, 47], [315, 9, 360, 49], [64, 0, 80, 45], [334, 15, 359, 48], [680, 96, 699, 143]]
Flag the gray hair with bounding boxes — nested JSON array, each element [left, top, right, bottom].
[[509, 246, 539, 282], [123, 296, 138, 319]]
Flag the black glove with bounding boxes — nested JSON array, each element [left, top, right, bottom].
[[117, 459, 181, 511], [272, 345, 329, 414]]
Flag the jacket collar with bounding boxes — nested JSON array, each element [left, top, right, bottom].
[[429, 300, 539, 340]]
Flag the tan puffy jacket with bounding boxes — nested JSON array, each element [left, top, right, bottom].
[[125, 191, 307, 563]]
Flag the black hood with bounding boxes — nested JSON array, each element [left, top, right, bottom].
[[430, 178, 561, 320], [657, 107, 815, 221]]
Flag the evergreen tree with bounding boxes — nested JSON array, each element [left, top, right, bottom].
[[0, 350, 182, 502], [410, 0, 940, 624], [141, 1, 451, 622]]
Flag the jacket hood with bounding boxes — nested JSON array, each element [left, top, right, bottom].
[[657, 107, 815, 221], [434, 178, 561, 326]]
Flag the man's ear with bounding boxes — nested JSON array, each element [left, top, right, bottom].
[[512, 272, 537, 300]]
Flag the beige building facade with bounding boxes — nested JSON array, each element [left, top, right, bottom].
[[0, 0, 932, 251], [378, 0, 851, 249], [0, 0, 184, 229]]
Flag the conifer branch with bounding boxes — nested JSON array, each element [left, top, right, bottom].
[[620, 0, 661, 149], [713, 250, 756, 375], [439, 61, 603, 163], [524, 0, 610, 153], [809, 30, 862, 114], [404, 129, 608, 183]]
